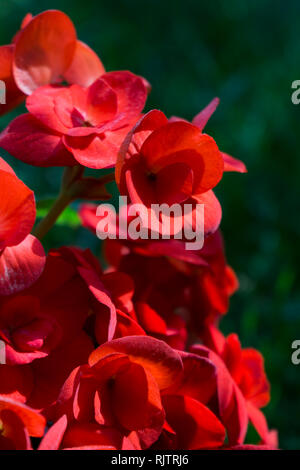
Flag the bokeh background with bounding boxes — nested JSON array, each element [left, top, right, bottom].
[[1, 0, 300, 449]]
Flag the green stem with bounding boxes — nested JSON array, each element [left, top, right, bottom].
[[33, 190, 73, 241], [32, 167, 115, 241]]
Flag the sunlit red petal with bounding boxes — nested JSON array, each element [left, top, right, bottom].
[[141, 122, 224, 194], [112, 362, 164, 431], [64, 40, 105, 87], [89, 336, 183, 390], [64, 128, 129, 169], [192, 97, 220, 131], [86, 78, 117, 126], [222, 152, 247, 173], [0, 169, 35, 249], [38, 414, 68, 450], [0, 396, 45, 437], [101, 71, 147, 120], [13, 10, 77, 94], [193, 190, 222, 236], [0, 235, 45, 296]]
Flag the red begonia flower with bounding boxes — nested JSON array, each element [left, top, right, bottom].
[[0, 10, 105, 116], [116, 109, 224, 236], [13, 10, 77, 95], [0, 71, 147, 168], [0, 396, 45, 450], [191, 327, 273, 446], [55, 336, 183, 449], [0, 158, 45, 295]]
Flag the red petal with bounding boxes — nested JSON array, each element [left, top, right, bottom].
[[86, 78, 117, 126], [141, 122, 224, 194], [223, 333, 242, 377], [124, 162, 156, 206], [192, 97, 220, 131], [0, 396, 45, 437], [26, 85, 73, 133], [0, 114, 76, 167], [112, 362, 164, 431], [64, 127, 129, 169], [114, 309, 146, 338], [225, 383, 249, 445], [202, 323, 226, 356], [222, 152, 247, 173], [28, 333, 93, 414], [155, 163, 194, 205], [77, 266, 117, 341], [132, 109, 168, 133], [165, 351, 217, 404], [0, 409, 31, 450], [162, 395, 225, 449], [101, 271, 134, 313], [191, 345, 248, 445], [89, 335, 183, 390], [116, 109, 168, 190], [0, 235, 45, 296], [239, 348, 270, 407], [193, 190, 222, 236], [38, 414, 68, 450], [64, 40, 105, 87], [247, 402, 269, 443], [101, 71, 147, 120], [13, 10, 77, 94], [0, 169, 35, 249], [20, 14, 33, 29], [136, 302, 167, 335], [60, 423, 121, 450]]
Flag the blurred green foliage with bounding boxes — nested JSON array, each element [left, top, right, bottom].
[[0, 0, 300, 449]]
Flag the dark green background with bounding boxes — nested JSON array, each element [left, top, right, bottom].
[[1, 0, 300, 449]]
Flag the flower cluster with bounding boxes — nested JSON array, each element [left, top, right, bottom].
[[0, 10, 276, 450]]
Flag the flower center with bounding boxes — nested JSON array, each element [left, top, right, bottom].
[[82, 120, 93, 127], [147, 172, 156, 182]]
